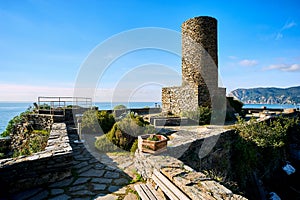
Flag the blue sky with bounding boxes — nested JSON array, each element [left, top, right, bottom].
[[0, 0, 300, 102]]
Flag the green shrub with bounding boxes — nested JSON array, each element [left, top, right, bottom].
[[235, 116, 298, 148], [113, 104, 127, 110], [97, 110, 115, 133], [181, 106, 211, 125], [130, 139, 138, 153], [94, 134, 120, 152], [1, 108, 33, 137], [13, 129, 49, 157], [81, 109, 98, 133], [39, 103, 51, 110], [81, 110, 115, 134], [106, 112, 156, 151], [231, 116, 299, 191]]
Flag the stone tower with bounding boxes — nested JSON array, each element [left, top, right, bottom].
[[162, 16, 225, 115]]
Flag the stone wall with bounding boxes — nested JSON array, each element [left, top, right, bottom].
[[0, 123, 73, 194], [179, 129, 235, 175], [9, 114, 53, 153], [134, 147, 246, 199], [162, 85, 198, 115], [162, 16, 226, 115], [27, 114, 54, 130]]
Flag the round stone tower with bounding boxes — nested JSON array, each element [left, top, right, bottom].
[[181, 16, 218, 89], [162, 16, 225, 115]]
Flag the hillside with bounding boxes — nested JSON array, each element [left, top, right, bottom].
[[229, 86, 300, 104]]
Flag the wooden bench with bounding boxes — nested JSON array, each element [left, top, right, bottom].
[[135, 169, 190, 200]]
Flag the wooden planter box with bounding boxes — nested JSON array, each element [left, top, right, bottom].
[[138, 134, 167, 154]]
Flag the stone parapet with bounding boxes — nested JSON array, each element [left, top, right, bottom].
[[134, 149, 246, 200], [0, 123, 73, 194], [134, 127, 247, 199]]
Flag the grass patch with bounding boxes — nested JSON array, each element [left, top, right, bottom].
[[130, 169, 145, 184]]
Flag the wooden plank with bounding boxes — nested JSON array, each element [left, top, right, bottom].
[[146, 183, 164, 200], [153, 169, 190, 200], [134, 184, 151, 200], [141, 147, 167, 154], [140, 184, 157, 200], [152, 173, 180, 200]]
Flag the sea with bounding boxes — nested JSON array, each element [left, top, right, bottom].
[[1, 102, 299, 136], [243, 103, 300, 109]]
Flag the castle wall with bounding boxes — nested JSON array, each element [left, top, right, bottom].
[[181, 16, 218, 87], [162, 16, 223, 115], [162, 85, 198, 115]]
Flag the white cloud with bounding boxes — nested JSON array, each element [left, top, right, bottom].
[[239, 59, 258, 66], [228, 56, 238, 60], [282, 21, 297, 30], [264, 64, 300, 72], [0, 84, 74, 102], [275, 33, 283, 40], [275, 20, 297, 40]]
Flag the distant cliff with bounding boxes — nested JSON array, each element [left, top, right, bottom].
[[229, 86, 300, 104]]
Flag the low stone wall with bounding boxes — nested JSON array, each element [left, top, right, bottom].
[[150, 116, 189, 126], [134, 128, 247, 199], [0, 123, 73, 195], [134, 149, 246, 199], [27, 114, 54, 130]]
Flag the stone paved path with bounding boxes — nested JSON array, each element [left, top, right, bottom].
[[9, 127, 139, 200]]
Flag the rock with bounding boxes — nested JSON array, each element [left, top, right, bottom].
[[79, 169, 105, 177], [113, 178, 129, 185], [108, 185, 121, 193], [30, 190, 49, 200], [91, 178, 112, 184], [69, 184, 88, 192], [104, 171, 120, 179], [50, 188, 64, 195], [72, 177, 91, 185], [93, 183, 107, 191], [49, 177, 74, 188], [49, 194, 71, 200], [11, 188, 43, 200]]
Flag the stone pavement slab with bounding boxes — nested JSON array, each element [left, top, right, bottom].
[[9, 125, 137, 200]]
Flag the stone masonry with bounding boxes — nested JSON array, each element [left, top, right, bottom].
[[134, 127, 247, 199], [162, 16, 226, 115], [0, 123, 73, 195]]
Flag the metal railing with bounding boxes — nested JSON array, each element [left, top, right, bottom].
[[37, 97, 92, 115]]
